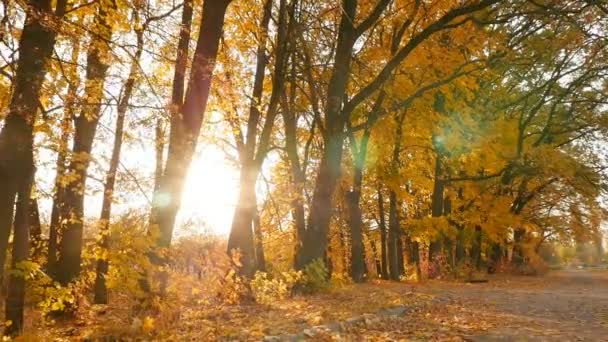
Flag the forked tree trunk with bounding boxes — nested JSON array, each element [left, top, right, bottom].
[[228, 0, 290, 277], [295, 0, 357, 270], [151, 0, 231, 249], [151, 0, 191, 197], [48, 37, 80, 274], [56, 3, 114, 285]]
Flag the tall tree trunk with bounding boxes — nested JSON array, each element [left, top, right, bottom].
[[363, 227, 381, 277], [387, 189, 400, 280], [1, 2, 67, 334], [282, 69, 307, 264], [386, 109, 406, 281], [345, 92, 384, 282], [377, 186, 389, 279], [455, 226, 465, 265], [228, 0, 289, 277], [154, 119, 165, 191], [0, 0, 66, 291], [429, 154, 444, 261], [5, 177, 33, 336], [512, 228, 525, 266], [471, 225, 482, 269], [253, 207, 265, 272], [295, 0, 357, 270], [93, 22, 144, 303], [346, 189, 365, 282], [29, 198, 42, 259], [397, 233, 405, 276], [228, 163, 258, 274], [151, 0, 231, 249], [56, 3, 114, 285], [48, 37, 80, 274]]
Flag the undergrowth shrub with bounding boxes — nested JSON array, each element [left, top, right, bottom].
[[330, 272, 352, 288], [300, 258, 329, 292], [251, 270, 302, 304], [428, 252, 451, 279]]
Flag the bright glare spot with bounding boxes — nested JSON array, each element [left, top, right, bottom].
[[177, 146, 239, 236], [152, 192, 172, 207]]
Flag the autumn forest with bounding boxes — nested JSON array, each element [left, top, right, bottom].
[[0, 0, 607, 339]]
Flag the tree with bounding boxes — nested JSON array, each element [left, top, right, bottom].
[[0, 0, 69, 335], [56, 1, 116, 285], [150, 0, 233, 253], [226, 0, 291, 277]]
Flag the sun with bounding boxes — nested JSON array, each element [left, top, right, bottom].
[[176, 146, 239, 236]]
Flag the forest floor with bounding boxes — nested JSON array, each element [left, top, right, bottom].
[[332, 269, 608, 341], [23, 268, 608, 341]]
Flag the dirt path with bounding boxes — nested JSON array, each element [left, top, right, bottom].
[[336, 270, 608, 341]]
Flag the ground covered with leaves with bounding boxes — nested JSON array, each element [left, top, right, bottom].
[[16, 269, 608, 341]]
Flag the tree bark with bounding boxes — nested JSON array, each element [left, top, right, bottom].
[[1, 0, 68, 332], [56, 3, 114, 285], [295, 0, 357, 270], [228, 0, 289, 277], [377, 186, 389, 279], [252, 205, 265, 272], [0, 0, 66, 292], [471, 225, 482, 269], [429, 153, 444, 261], [5, 177, 33, 336], [93, 21, 144, 303], [346, 189, 365, 282], [151, 0, 231, 249], [282, 66, 307, 264], [48, 37, 80, 274], [388, 189, 400, 280], [28, 198, 42, 259]]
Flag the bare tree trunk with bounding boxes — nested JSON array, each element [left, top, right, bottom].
[[0, 0, 66, 291], [228, 0, 290, 277], [93, 21, 144, 303], [154, 119, 165, 191], [295, 0, 357, 270], [471, 225, 483, 269], [252, 191, 265, 272], [0, 1, 67, 333], [386, 109, 406, 281], [345, 93, 384, 282], [5, 178, 33, 336], [377, 187, 389, 279], [282, 71, 307, 263], [48, 37, 80, 274], [387, 189, 400, 280], [56, 3, 114, 285], [429, 154, 444, 262], [151, 0, 232, 249], [28, 198, 42, 259]]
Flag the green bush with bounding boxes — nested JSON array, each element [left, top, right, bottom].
[[301, 258, 329, 293]]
